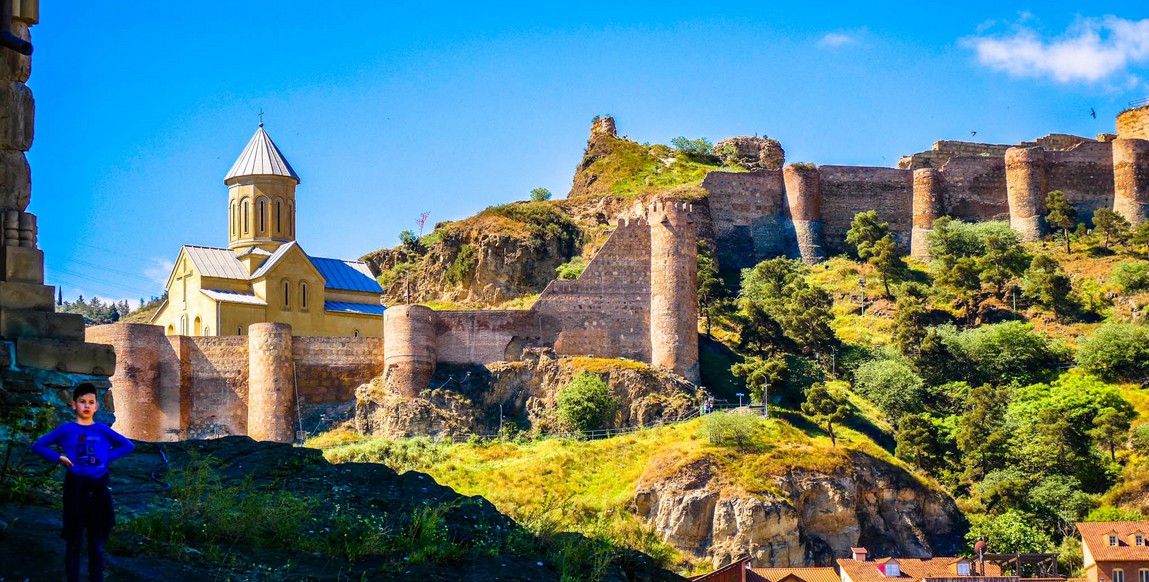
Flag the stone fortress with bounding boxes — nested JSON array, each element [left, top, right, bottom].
[[700, 105, 1149, 270], [89, 104, 1149, 443]]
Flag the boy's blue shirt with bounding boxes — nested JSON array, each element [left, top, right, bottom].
[[32, 422, 134, 478]]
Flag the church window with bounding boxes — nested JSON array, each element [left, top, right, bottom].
[[204, 326, 210, 336], [243, 199, 250, 233], [353, 329, 360, 337], [275, 199, 282, 234], [193, 316, 202, 336], [181, 276, 187, 310], [283, 281, 291, 309], [237, 326, 243, 335], [300, 281, 308, 309], [180, 315, 188, 335], [230, 203, 236, 237], [258, 199, 266, 232], [288, 202, 294, 236]]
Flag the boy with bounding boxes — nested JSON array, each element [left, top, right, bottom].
[[32, 383, 134, 582]]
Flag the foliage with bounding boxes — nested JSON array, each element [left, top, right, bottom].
[[1076, 323, 1149, 382], [57, 295, 135, 326], [895, 414, 951, 476], [801, 383, 851, 446], [530, 187, 553, 202], [852, 358, 926, 425], [738, 257, 836, 356], [555, 256, 586, 281], [701, 411, 761, 449], [957, 384, 1011, 482], [1045, 190, 1078, 253], [697, 240, 732, 336], [1132, 424, 1149, 455], [670, 136, 714, 157], [892, 284, 930, 356], [1022, 254, 1077, 319], [480, 201, 579, 249], [1089, 407, 1132, 461], [942, 321, 1067, 387], [556, 372, 619, 432], [966, 510, 1055, 553], [444, 243, 477, 285], [845, 211, 889, 260], [399, 229, 419, 250], [1108, 260, 1149, 293], [1092, 208, 1130, 249], [730, 355, 785, 404], [1084, 506, 1145, 522]]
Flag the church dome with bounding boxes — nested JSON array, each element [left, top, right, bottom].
[[224, 124, 300, 183]]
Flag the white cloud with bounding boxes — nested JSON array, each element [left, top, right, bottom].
[[818, 33, 855, 48], [964, 16, 1149, 83], [144, 257, 174, 287]]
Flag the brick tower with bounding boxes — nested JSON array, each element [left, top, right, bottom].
[[647, 200, 699, 383]]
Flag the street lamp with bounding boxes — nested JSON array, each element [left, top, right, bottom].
[[736, 392, 744, 407], [763, 381, 769, 418], [858, 276, 866, 316]]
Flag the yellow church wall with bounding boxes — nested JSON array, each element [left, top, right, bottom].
[[228, 177, 296, 252]]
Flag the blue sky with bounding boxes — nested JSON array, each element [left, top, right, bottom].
[[26, 2, 1149, 305]]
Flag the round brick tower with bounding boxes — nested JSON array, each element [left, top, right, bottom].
[[247, 323, 296, 442], [1117, 105, 1149, 140], [1005, 147, 1048, 241], [782, 164, 826, 264], [1113, 138, 1149, 226], [911, 168, 945, 261], [382, 305, 437, 398], [648, 201, 700, 384], [92, 324, 176, 441]]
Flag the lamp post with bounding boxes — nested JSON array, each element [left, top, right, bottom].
[[763, 381, 769, 418], [736, 392, 744, 407], [858, 276, 866, 316]]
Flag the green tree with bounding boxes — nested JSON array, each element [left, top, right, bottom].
[[868, 235, 906, 297], [529, 187, 552, 202], [846, 210, 889, 261], [892, 285, 930, 357], [1089, 406, 1132, 461], [701, 411, 760, 449], [731, 355, 785, 404], [1085, 506, 1145, 522], [895, 414, 944, 473], [957, 384, 1011, 482], [697, 240, 730, 336], [556, 372, 619, 432], [978, 229, 1030, 296], [1022, 254, 1076, 319], [670, 136, 714, 156], [945, 321, 1066, 387], [967, 510, 1055, 553], [738, 258, 836, 355], [555, 257, 586, 281], [801, 383, 851, 447], [1132, 221, 1149, 251], [1045, 190, 1078, 252], [1092, 208, 1130, 249], [852, 358, 926, 425], [1107, 261, 1149, 293]]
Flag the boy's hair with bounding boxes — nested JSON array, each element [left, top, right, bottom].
[[72, 383, 98, 402]]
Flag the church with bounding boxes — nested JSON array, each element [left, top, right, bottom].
[[150, 124, 385, 337]]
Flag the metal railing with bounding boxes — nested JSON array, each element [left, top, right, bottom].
[[1131, 97, 1149, 107]]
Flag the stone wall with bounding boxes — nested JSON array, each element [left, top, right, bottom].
[[935, 156, 1008, 221], [1044, 142, 1115, 221], [700, 170, 785, 270], [1117, 105, 1149, 140], [180, 336, 248, 437], [818, 166, 914, 253]]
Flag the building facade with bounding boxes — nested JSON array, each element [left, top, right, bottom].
[[1079, 522, 1149, 582], [150, 124, 385, 337]]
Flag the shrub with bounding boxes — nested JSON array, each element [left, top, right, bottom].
[[852, 358, 926, 425], [1076, 323, 1149, 382], [1108, 261, 1149, 293], [944, 321, 1067, 386], [1084, 506, 1145, 522], [556, 257, 586, 280], [556, 372, 619, 432], [1132, 424, 1149, 455], [530, 187, 552, 202], [670, 136, 713, 156], [701, 411, 760, 449], [444, 244, 476, 285], [966, 510, 1054, 553]]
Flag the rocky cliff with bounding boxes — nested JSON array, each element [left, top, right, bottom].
[[354, 350, 702, 438], [632, 453, 964, 570]]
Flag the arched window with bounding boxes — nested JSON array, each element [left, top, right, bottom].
[[204, 326, 210, 336], [1137, 569, 1148, 582], [167, 324, 175, 335], [258, 198, 267, 233], [275, 199, 282, 234], [230, 202, 236, 237], [300, 281, 308, 309], [237, 326, 243, 335], [243, 199, 250, 233], [283, 281, 291, 309], [288, 202, 294, 236], [353, 329, 360, 337], [180, 315, 188, 335], [193, 316, 201, 336]]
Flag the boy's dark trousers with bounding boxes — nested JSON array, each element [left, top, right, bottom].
[[62, 472, 114, 582]]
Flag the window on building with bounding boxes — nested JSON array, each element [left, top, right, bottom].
[[230, 203, 236, 237], [237, 326, 242, 335], [353, 329, 360, 337], [180, 315, 188, 335], [204, 326, 210, 336], [283, 281, 290, 308], [957, 563, 970, 576], [886, 564, 900, 577], [1113, 569, 1124, 582], [275, 200, 282, 233], [258, 199, 266, 232], [1138, 569, 1148, 582], [1110, 535, 1119, 546], [300, 281, 308, 309], [243, 199, 250, 233], [1136, 534, 1145, 547]]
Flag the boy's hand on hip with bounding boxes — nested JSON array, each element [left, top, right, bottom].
[[58, 455, 74, 467]]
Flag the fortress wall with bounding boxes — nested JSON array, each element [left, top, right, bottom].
[[182, 336, 249, 437], [1118, 105, 1149, 140], [1044, 142, 1115, 221], [818, 166, 914, 253], [86, 324, 183, 441], [433, 310, 546, 365], [936, 157, 1009, 221], [534, 217, 651, 361], [700, 170, 785, 270], [293, 336, 386, 403]]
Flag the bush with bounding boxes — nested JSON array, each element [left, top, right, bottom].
[[852, 358, 926, 425], [701, 411, 761, 449], [444, 244, 476, 285], [1076, 323, 1149, 382], [556, 257, 586, 280], [670, 136, 713, 156], [944, 321, 1067, 386], [556, 372, 619, 432], [529, 187, 552, 202], [1108, 261, 1149, 293], [1132, 424, 1149, 455], [966, 510, 1054, 554]]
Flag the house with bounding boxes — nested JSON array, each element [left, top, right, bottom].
[[838, 548, 1011, 582], [689, 558, 840, 582], [1078, 522, 1149, 582]]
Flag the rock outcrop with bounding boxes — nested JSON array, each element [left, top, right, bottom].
[[632, 453, 964, 569], [355, 350, 701, 438], [714, 137, 786, 171]]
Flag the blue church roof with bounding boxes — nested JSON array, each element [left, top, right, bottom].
[[311, 257, 383, 293]]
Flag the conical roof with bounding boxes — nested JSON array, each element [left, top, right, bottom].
[[224, 124, 300, 183]]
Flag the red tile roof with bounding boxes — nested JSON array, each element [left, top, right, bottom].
[[838, 558, 1005, 582], [1077, 522, 1149, 562], [748, 567, 842, 582]]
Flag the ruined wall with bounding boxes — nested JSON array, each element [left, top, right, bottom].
[[534, 216, 651, 361], [294, 336, 386, 402], [433, 309, 549, 365], [935, 157, 1008, 221], [182, 336, 248, 437], [700, 170, 785, 270], [648, 201, 699, 383], [1113, 138, 1149, 225], [818, 166, 914, 254], [911, 169, 944, 261], [1043, 141, 1114, 221], [1117, 105, 1149, 140]]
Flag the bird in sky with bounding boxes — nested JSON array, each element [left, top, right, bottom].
[[971, 130, 977, 137], [1090, 108, 1096, 119]]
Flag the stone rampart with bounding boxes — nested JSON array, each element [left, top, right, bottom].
[[934, 156, 1008, 221], [783, 164, 826, 264], [1043, 141, 1114, 221], [247, 323, 294, 442], [700, 170, 785, 270], [818, 166, 914, 254], [1113, 138, 1149, 224], [84, 324, 181, 441], [1005, 147, 1047, 241], [1118, 105, 1149, 140], [648, 200, 699, 383], [911, 168, 945, 261]]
